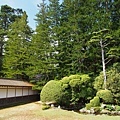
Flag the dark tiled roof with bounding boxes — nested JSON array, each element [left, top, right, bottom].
[[0, 79, 33, 87]]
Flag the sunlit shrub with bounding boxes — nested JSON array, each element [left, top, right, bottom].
[[96, 89, 113, 104]]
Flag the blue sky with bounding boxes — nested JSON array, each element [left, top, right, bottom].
[[0, 0, 63, 30]]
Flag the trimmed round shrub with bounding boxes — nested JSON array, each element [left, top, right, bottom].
[[40, 80, 63, 104], [96, 89, 113, 103]]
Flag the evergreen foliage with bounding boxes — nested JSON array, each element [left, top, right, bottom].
[[3, 12, 32, 80], [41, 74, 93, 107], [94, 64, 120, 104], [86, 96, 100, 110], [0, 5, 23, 77], [96, 90, 113, 104], [0, 0, 120, 107], [28, 0, 56, 81], [40, 80, 66, 105]]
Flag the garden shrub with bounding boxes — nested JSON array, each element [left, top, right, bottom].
[[115, 105, 120, 111], [90, 96, 100, 107], [86, 96, 100, 110], [60, 76, 70, 84], [94, 72, 104, 90], [68, 74, 81, 80], [40, 80, 71, 106], [40, 74, 94, 108], [94, 65, 120, 104], [68, 74, 94, 105], [86, 103, 92, 110], [105, 104, 115, 111], [40, 80, 64, 105], [96, 89, 113, 103], [62, 83, 69, 89], [80, 74, 91, 84], [69, 79, 81, 88]]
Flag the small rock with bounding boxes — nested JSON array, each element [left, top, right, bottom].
[[117, 111, 120, 115], [100, 109, 110, 114], [79, 108, 86, 113], [58, 105, 61, 109], [101, 103, 106, 109], [51, 104, 54, 108], [86, 110, 91, 114], [111, 111, 117, 115], [90, 108, 95, 114]]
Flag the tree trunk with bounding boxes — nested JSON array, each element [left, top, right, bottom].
[[100, 39, 107, 90]]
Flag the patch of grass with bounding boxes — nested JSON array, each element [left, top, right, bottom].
[[34, 108, 120, 120], [0, 102, 120, 120]]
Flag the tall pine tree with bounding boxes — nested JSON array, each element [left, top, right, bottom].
[[29, 0, 55, 81], [3, 12, 32, 80]]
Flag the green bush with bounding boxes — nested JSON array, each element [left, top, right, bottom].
[[60, 76, 70, 84], [40, 80, 71, 106], [96, 90, 113, 103], [115, 105, 120, 111], [69, 79, 81, 88], [40, 80, 64, 105], [86, 103, 92, 110], [68, 74, 94, 104], [105, 104, 115, 111], [90, 96, 100, 107], [41, 74, 94, 107], [80, 74, 91, 84], [94, 65, 120, 104], [94, 72, 104, 90], [86, 96, 100, 110], [68, 74, 81, 80]]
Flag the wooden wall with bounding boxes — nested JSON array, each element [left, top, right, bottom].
[[0, 86, 38, 98]]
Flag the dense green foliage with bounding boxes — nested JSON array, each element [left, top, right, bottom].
[[0, 5, 23, 77], [1, 0, 119, 81], [86, 96, 100, 110], [3, 12, 32, 80], [0, 0, 120, 108], [69, 74, 94, 104], [40, 80, 64, 104], [96, 90, 113, 104], [94, 64, 120, 104], [41, 74, 94, 107]]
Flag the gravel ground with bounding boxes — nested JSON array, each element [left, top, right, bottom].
[[0, 102, 41, 120]]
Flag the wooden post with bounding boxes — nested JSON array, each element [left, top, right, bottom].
[[6, 86, 8, 98]]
